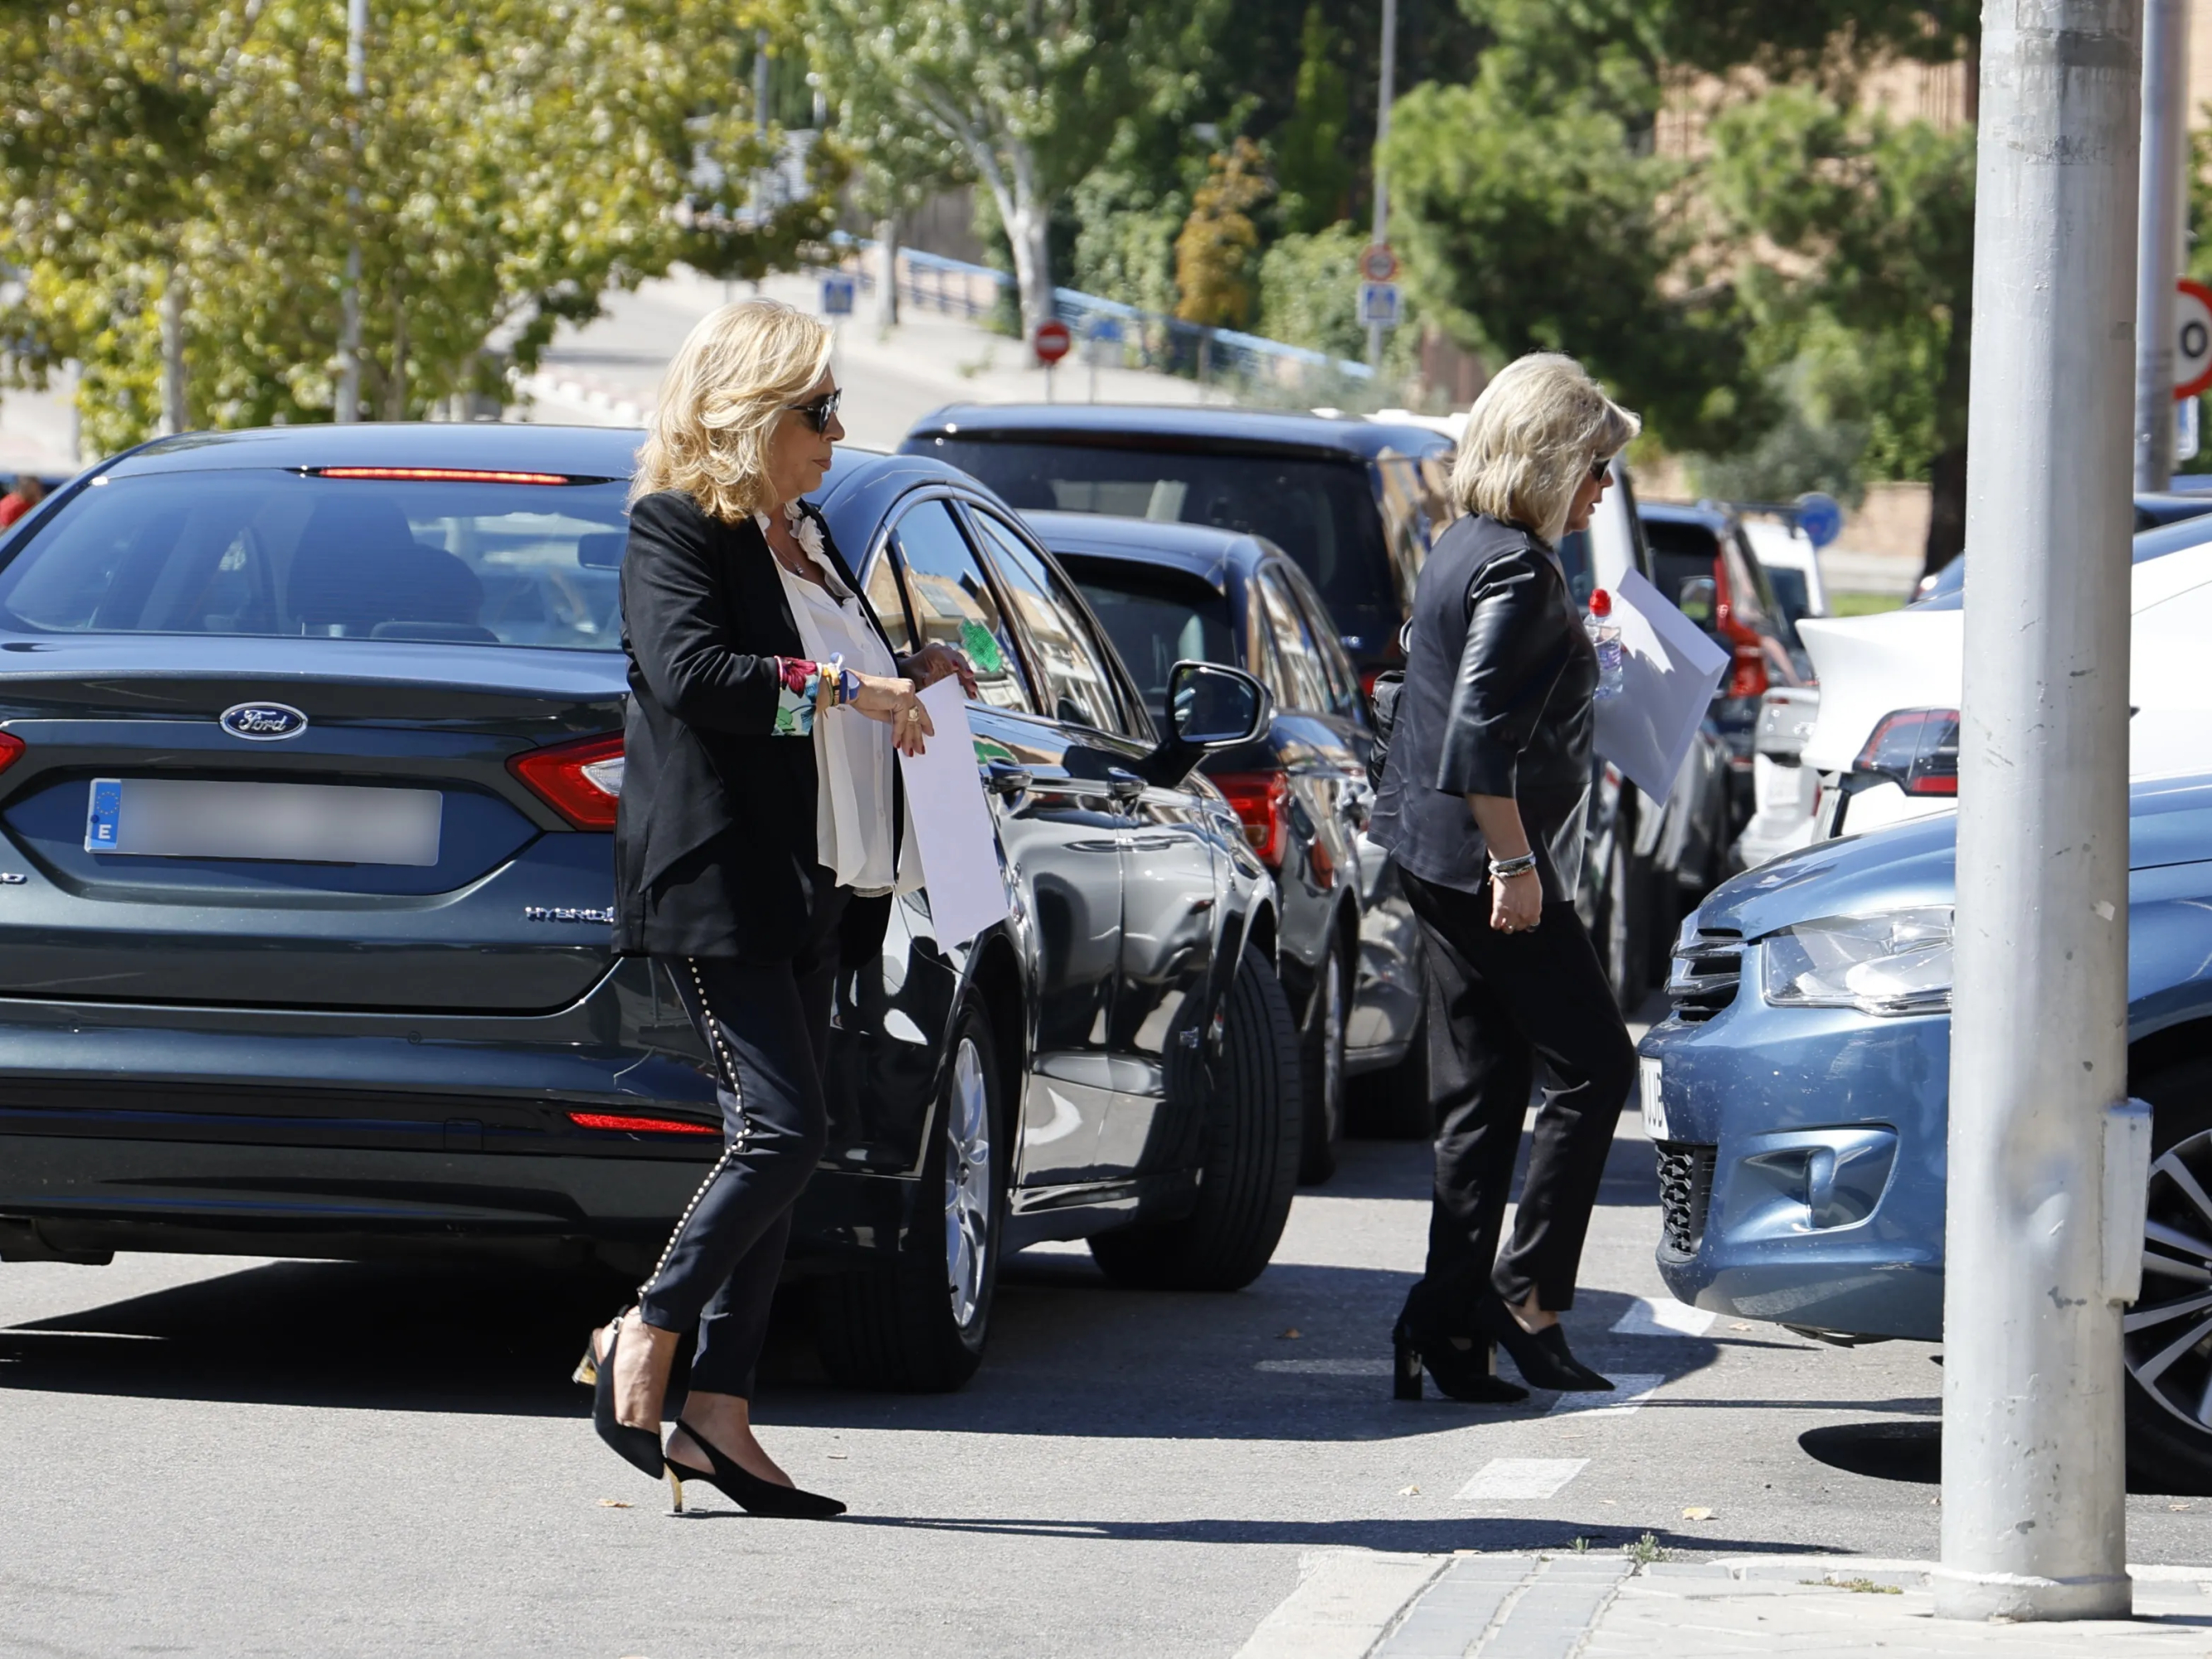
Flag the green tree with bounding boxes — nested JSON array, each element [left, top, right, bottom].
[[0, 0, 830, 450], [1272, 5, 1353, 236], [1385, 66, 1766, 455], [1708, 87, 1977, 574], [1258, 221, 1367, 361], [807, 0, 1217, 340]]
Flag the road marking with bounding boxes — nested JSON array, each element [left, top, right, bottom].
[[1610, 1296, 1716, 1337], [1546, 1374, 1665, 1417], [1255, 1358, 1393, 1376], [1453, 1457, 1589, 1501], [1232, 1550, 1446, 1659]]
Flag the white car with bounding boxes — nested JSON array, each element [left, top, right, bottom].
[[1798, 521, 2212, 843], [1742, 517, 1830, 622]]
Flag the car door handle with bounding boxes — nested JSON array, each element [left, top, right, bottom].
[[1106, 767, 1145, 803], [984, 763, 1033, 796]]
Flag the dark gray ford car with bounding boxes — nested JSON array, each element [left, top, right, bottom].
[[0, 425, 1296, 1393]]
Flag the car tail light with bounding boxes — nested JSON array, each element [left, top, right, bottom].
[[1727, 643, 1769, 700], [0, 733, 25, 776], [1854, 708, 1960, 796], [567, 1111, 718, 1136], [509, 731, 624, 828], [1213, 769, 1291, 867]]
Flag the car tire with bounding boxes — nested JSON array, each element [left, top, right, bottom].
[[1597, 833, 1646, 1014], [814, 1002, 1006, 1393], [1089, 945, 1300, 1292], [1296, 940, 1349, 1185]]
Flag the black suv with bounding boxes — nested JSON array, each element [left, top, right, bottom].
[[899, 406, 1458, 686]]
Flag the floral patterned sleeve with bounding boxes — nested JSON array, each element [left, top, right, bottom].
[[771, 657, 825, 737]]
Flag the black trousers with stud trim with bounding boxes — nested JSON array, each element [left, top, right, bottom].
[[1403, 868, 1636, 1315], [636, 878, 848, 1399]]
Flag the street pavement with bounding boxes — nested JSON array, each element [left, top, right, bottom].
[[4, 1000, 2209, 1657]]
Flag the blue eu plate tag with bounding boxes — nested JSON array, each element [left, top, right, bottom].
[[86, 779, 123, 852]]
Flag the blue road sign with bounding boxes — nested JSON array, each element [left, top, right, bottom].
[[1357, 282, 1402, 328], [821, 273, 857, 318], [1793, 491, 1845, 549]]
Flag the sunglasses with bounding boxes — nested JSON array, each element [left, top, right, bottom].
[[786, 389, 843, 434], [1587, 455, 1614, 483]]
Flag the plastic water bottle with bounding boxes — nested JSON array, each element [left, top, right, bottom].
[[1587, 589, 1625, 699]]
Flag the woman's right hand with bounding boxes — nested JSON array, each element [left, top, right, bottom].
[[849, 673, 935, 756], [1489, 867, 1542, 934]]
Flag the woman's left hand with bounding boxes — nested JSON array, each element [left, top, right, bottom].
[[902, 643, 980, 698]]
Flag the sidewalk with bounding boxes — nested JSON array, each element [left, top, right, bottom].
[[1240, 1550, 2212, 1657]]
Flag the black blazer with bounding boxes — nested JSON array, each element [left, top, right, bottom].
[[613, 489, 903, 960], [1368, 513, 1596, 902]]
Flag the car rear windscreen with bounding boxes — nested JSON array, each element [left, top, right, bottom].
[[924, 439, 1394, 647], [0, 469, 632, 649], [1067, 563, 1234, 721]]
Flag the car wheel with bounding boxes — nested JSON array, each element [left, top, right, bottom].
[[1089, 945, 1300, 1292], [815, 1002, 1005, 1393], [1599, 834, 1645, 1014], [2124, 1054, 2212, 1491], [1296, 941, 1348, 1184]]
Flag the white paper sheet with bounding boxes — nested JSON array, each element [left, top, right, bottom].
[[1592, 567, 1733, 802], [897, 678, 1013, 947]]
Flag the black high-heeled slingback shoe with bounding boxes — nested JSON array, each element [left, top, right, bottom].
[[1468, 1292, 1613, 1392], [665, 1424, 846, 1519], [1391, 1284, 1529, 1404], [591, 1313, 673, 1491]]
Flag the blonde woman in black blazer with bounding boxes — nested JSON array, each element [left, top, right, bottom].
[[581, 299, 974, 1517]]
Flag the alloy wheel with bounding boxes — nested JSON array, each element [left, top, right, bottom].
[[941, 1035, 994, 1333], [2125, 1129, 2212, 1433]]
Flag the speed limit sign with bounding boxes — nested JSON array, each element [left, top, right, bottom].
[[2178, 278, 2212, 400]]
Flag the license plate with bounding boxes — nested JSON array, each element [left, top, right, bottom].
[[1639, 1057, 1670, 1141], [85, 778, 443, 867]]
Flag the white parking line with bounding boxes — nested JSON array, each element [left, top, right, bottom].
[[1546, 1374, 1665, 1417], [1453, 1457, 1589, 1501], [1609, 1297, 1716, 1337], [1254, 1358, 1394, 1376]]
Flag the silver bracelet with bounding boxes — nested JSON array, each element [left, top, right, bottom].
[[1489, 850, 1539, 879]]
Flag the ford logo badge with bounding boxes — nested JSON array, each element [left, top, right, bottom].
[[218, 702, 309, 742]]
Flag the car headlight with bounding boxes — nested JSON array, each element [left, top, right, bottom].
[[1759, 907, 1953, 1016]]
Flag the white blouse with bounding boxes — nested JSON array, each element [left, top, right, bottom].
[[758, 505, 914, 897]]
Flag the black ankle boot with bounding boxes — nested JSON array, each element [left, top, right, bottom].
[[1392, 1285, 1529, 1404], [1468, 1292, 1613, 1391]]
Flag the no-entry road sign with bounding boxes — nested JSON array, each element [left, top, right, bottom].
[[1033, 319, 1072, 366]]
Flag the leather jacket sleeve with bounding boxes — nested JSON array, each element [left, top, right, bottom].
[[621, 491, 800, 737], [1435, 546, 1573, 798]]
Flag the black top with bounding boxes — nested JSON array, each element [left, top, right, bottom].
[[613, 489, 902, 961], [1368, 513, 1595, 902]]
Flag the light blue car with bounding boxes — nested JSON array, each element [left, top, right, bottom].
[[1639, 772, 2212, 1482]]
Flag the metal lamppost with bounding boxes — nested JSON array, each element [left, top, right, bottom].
[[1938, 0, 2142, 1621], [2134, 0, 2191, 489], [1365, 0, 1397, 373]]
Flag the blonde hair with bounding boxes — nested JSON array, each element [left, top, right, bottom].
[[630, 299, 835, 522], [1450, 353, 1641, 545]]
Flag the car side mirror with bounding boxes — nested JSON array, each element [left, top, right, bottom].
[[1140, 661, 1271, 786], [1676, 577, 1717, 625]]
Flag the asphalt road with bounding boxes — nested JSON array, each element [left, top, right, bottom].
[[5, 1097, 2206, 1657]]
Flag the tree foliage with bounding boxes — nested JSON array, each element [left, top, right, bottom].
[[0, 0, 832, 451], [805, 0, 1216, 339], [1174, 138, 1271, 329]]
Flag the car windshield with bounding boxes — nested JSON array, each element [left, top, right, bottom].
[[1765, 566, 1811, 628], [1066, 562, 1234, 721], [0, 469, 631, 649], [921, 438, 1396, 647]]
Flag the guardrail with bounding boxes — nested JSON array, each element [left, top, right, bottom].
[[825, 236, 1374, 392]]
